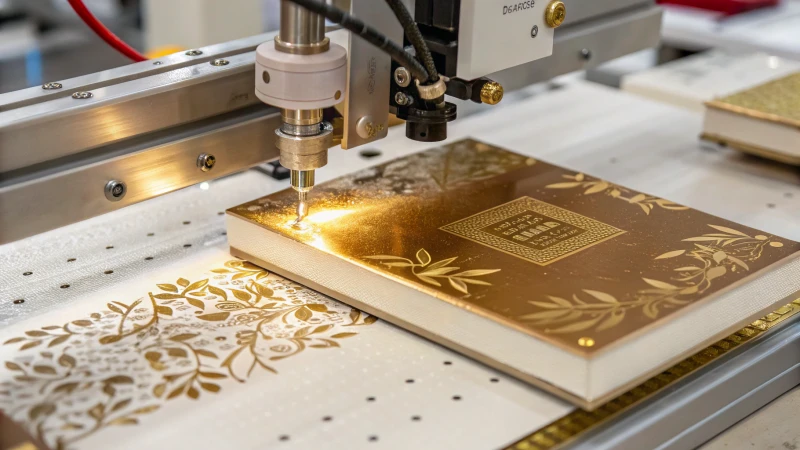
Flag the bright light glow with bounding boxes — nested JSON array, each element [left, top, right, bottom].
[[305, 209, 354, 224], [308, 234, 329, 251], [200, 182, 210, 190], [767, 56, 780, 69]]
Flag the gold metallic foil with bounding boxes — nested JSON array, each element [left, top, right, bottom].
[[227, 139, 800, 356]]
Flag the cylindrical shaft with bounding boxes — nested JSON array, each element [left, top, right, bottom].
[[290, 170, 315, 192], [282, 108, 323, 126], [277, 0, 328, 54]]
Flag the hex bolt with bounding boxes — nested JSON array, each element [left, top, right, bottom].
[[104, 180, 126, 201], [185, 49, 203, 56], [42, 82, 63, 90], [210, 59, 229, 66], [394, 67, 411, 87], [197, 153, 216, 172], [71, 91, 93, 99], [531, 25, 539, 38]]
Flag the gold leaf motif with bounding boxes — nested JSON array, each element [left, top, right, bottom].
[[416, 249, 432, 266], [582, 290, 618, 304], [231, 289, 252, 302], [197, 312, 230, 322], [642, 278, 678, 290], [522, 224, 780, 334], [449, 278, 469, 294], [1, 260, 375, 448], [655, 250, 685, 260], [208, 285, 227, 300], [295, 308, 312, 322], [596, 310, 626, 331], [184, 279, 208, 292], [20, 341, 42, 351], [109, 418, 138, 426], [132, 405, 160, 415], [546, 172, 690, 214], [156, 284, 178, 293], [111, 398, 131, 412], [547, 317, 603, 334], [58, 355, 76, 368], [330, 333, 357, 339], [365, 249, 499, 294], [708, 225, 748, 236]]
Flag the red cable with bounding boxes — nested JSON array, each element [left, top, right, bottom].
[[66, 0, 148, 62]]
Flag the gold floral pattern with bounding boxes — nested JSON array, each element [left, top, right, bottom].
[[521, 225, 785, 333], [0, 260, 375, 450], [546, 173, 689, 215], [365, 249, 500, 294]]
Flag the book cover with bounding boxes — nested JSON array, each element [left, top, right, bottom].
[[703, 72, 800, 164], [705, 72, 800, 128], [227, 138, 800, 405]]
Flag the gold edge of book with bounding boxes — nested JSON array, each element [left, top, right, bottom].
[[705, 100, 800, 130], [504, 298, 800, 450], [701, 133, 800, 166]]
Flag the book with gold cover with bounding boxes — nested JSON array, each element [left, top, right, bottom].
[[226, 138, 800, 408], [703, 72, 800, 164]]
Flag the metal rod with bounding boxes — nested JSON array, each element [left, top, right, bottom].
[[277, 0, 328, 54]]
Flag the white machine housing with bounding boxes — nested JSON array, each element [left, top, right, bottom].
[[457, 0, 555, 80]]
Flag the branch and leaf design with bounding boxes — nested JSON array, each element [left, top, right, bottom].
[[365, 248, 500, 294], [0, 260, 376, 450], [520, 225, 785, 334], [546, 173, 689, 215]]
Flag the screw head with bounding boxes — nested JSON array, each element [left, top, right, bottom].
[[531, 25, 539, 38], [356, 116, 384, 139], [210, 59, 229, 66], [72, 91, 93, 100], [580, 48, 592, 60], [42, 82, 63, 90], [185, 49, 203, 56], [394, 67, 411, 87], [394, 92, 410, 106], [545, 0, 567, 28], [104, 180, 126, 201], [480, 81, 504, 105], [153, 61, 163, 65], [197, 153, 216, 172]]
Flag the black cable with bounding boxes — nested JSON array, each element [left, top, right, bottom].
[[283, 0, 429, 82], [383, 0, 438, 83]]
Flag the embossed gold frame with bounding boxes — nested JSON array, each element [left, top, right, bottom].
[[440, 197, 625, 266]]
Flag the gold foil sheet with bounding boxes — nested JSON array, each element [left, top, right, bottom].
[[228, 139, 799, 356]]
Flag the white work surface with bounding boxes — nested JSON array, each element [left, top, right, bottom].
[[661, 3, 800, 59], [1, 80, 799, 449]]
